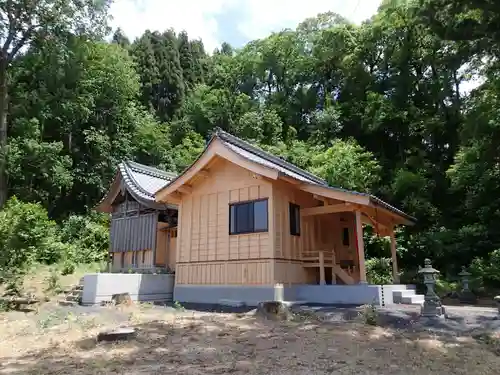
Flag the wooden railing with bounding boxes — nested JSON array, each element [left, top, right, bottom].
[[301, 249, 335, 262], [301, 249, 357, 284]]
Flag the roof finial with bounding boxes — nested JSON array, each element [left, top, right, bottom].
[[206, 127, 223, 146]]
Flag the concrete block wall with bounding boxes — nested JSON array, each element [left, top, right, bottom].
[[81, 273, 174, 305]]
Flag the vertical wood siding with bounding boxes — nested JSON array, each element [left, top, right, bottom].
[[111, 249, 154, 271], [176, 159, 272, 285], [154, 224, 177, 271], [110, 212, 158, 252]]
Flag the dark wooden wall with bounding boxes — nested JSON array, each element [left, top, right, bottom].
[[110, 212, 158, 252]]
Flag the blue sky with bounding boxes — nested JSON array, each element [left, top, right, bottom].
[[110, 0, 383, 52]]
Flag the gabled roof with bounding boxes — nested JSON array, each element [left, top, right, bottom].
[[96, 160, 177, 213], [154, 128, 416, 225], [216, 130, 328, 186]]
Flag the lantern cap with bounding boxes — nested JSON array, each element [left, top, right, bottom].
[[458, 266, 471, 277], [417, 258, 439, 274]]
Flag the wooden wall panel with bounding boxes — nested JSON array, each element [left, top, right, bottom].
[[273, 181, 318, 260], [176, 260, 272, 285], [176, 159, 273, 285], [275, 260, 310, 284], [110, 212, 158, 252], [168, 228, 177, 270], [155, 222, 168, 266], [110, 249, 153, 270]]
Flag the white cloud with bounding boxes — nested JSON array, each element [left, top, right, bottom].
[[109, 0, 235, 51], [237, 0, 382, 41], [110, 0, 382, 51]]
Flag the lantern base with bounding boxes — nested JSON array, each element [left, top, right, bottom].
[[421, 301, 445, 318]]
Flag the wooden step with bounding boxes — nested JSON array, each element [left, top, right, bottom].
[[332, 265, 354, 285]]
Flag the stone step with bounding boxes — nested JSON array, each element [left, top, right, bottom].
[[401, 294, 425, 305], [392, 289, 416, 303]]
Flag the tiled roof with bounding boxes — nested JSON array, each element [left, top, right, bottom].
[[120, 161, 176, 201], [214, 128, 328, 186], [96, 160, 177, 210]]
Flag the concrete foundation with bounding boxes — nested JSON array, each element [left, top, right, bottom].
[[81, 273, 174, 305], [173, 285, 292, 307], [174, 284, 402, 307]]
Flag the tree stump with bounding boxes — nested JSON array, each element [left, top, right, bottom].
[[255, 301, 293, 321], [97, 327, 137, 342], [111, 293, 133, 306]]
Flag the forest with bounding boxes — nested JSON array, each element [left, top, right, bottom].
[[0, 0, 499, 289]]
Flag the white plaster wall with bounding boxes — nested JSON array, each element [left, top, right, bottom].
[[82, 273, 174, 305]]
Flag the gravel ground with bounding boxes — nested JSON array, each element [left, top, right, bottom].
[[40, 302, 500, 337], [294, 304, 500, 336], [2, 302, 500, 374]]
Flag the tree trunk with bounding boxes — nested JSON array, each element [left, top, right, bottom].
[[0, 59, 8, 208]]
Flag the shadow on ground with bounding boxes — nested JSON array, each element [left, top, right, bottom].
[[2, 304, 500, 375]]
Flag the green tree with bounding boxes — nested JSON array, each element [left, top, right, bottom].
[[311, 139, 382, 192], [0, 0, 110, 208]]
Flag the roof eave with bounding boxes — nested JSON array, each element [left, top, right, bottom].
[[369, 196, 416, 225]]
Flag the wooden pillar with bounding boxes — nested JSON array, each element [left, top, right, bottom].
[[268, 193, 275, 285], [331, 248, 336, 284], [355, 210, 367, 283], [390, 229, 400, 284], [319, 251, 326, 285]]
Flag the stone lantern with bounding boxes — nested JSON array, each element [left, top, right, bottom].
[[418, 258, 444, 317], [458, 266, 477, 304], [494, 296, 500, 314]]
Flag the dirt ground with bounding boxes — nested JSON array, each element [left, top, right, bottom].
[[1, 302, 500, 375]]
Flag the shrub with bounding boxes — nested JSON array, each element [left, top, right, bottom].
[[0, 197, 62, 280], [59, 213, 109, 264], [44, 269, 62, 294], [435, 279, 459, 297], [366, 257, 393, 285], [359, 302, 378, 326], [470, 249, 500, 289]]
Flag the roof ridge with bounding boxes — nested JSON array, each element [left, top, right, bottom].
[[125, 160, 177, 180], [213, 128, 327, 186], [119, 162, 154, 198]]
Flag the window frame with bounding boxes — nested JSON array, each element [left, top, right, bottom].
[[229, 198, 269, 235], [342, 227, 350, 247], [289, 202, 301, 236]]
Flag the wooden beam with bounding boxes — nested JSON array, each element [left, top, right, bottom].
[[361, 212, 388, 235], [390, 229, 400, 283], [298, 184, 370, 206], [177, 185, 192, 194], [198, 170, 209, 178], [319, 251, 326, 285], [355, 210, 367, 283], [301, 203, 354, 217], [280, 176, 302, 185], [313, 194, 330, 205]]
